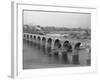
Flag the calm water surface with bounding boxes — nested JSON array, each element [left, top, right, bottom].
[[23, 40, 90, 69]]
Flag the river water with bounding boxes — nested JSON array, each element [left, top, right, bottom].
[[23, 40, 90, 69]]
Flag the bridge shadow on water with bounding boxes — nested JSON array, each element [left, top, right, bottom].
[[23, 40, 90, 69]]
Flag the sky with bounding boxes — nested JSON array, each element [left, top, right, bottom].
[[23, 10, 91, 29]]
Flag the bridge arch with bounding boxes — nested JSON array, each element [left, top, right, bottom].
[[30, 35, 32, 39], [42, 37, 46, 46], [72, 42, 81, 64], [42, 37, 46, 53], [63, 40, 72, 52], [34, 36, 36, 40], [27, 35, 29, 39], [47, 38, 52, 47], [37, 36, 41, 40], [54, 39, 61, 49], [47, 38, 52, 54], [37, 36, 41, 46], [74, 42, 81, 49]]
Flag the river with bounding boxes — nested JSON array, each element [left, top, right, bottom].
[[23, 40, 90, 69]]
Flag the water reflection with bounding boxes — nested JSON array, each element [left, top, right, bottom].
[[23, 39, 90, 69]]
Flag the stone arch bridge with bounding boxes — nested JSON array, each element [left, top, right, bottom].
[[23, 33, 89, 56]]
